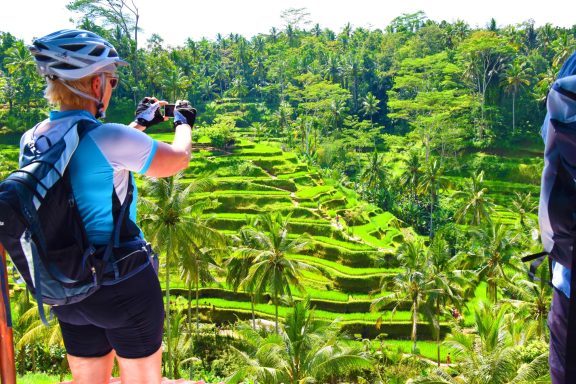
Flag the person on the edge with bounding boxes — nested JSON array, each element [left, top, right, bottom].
[[25, 29, 196, 383]]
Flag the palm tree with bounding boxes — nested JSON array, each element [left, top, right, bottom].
[[400, 149, 422, 202], [502, 270, 551, 341], [162, 310, 193, 379], [371, 237, 438, 354], [323, 53, 342, 83], [178, 201, 226, 335], [163, 68, 191, 102], [470, 222, 521, 304], [227, 298, 372, 384], [453, 170, 494, 226], [361, 92, 380, 128], [501, 60, 531, 135], [329, 98, 347, 132], [409, 302, 549, 384], [361, 150, 388, 191], [426, 234, 465, 366], [139, 173, 213, 378], [226, 224, 260, 329], [242, 212, 315, 334], [511, 191, 537, 228], [418, 159, 444, 237]]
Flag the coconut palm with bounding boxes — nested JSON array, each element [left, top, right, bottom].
[[163, 310, 193, 379], [227, 298, 372, 384], [371, 237, 438, 354], [226, 223, 261, 329], [418, 159, 445, 237], [241, 212, 315, 334], [178, 202, 226, 335], [408, 302, 550, 384], [163, 68, 191, 102], [453, 170, 494, 226], [400, 149, 423, 202], [502, 269, 551, 341], [329, 98, 347, 132], [470, 222, 522, 304], [139, 172, 213, 377], [511, 192, 537, 228], [361, 92, 380, 128], [360, 150, 389, 194], [501, 60, 531, 135], [426, 234, 465, 366]]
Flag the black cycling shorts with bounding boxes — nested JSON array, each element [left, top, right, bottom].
[[53, 264, 164, 359]]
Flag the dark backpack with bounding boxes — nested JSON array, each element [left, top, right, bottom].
[[538, 55, 576, 271], [0, 119, 145, 324]]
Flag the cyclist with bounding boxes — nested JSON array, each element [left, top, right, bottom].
[[26, 29, 196, 384]]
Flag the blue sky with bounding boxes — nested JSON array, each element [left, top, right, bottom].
[[1, 0, 573, 46]]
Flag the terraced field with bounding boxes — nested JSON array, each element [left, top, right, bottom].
[[146, 132, 435, 341], [145, 130, 544, 347], [0, 128, 542, 350]]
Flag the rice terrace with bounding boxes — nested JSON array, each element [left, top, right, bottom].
[[0, 0, 571, 383]]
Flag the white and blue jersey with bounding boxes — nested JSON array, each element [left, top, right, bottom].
[[20, 110, 158, 245]]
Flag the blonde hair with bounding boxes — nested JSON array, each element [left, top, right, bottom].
[[44, 76, 96, 109]]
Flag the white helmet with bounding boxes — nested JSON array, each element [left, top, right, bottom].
[[29, 29, 128, 80]]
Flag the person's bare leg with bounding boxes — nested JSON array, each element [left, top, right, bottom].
[[67, 350, 115, 384], [117, 346, 162, 384]]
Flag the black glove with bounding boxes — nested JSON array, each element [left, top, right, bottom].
[[173, 100, 197, 128], [135, 97, 165, 128]]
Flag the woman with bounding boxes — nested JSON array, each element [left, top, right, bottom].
[[26, 29, 195, 383]]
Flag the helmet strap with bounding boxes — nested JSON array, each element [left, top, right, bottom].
[[95, 73, 106, 119], [58, 75, 106, 119]]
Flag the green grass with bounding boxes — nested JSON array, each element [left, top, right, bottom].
[[290, 254, 400, 276], [313, 235, 375, 251], [191, 297, 416, 322], [18, 373, 72, 384], [295, 185, 335, 200]]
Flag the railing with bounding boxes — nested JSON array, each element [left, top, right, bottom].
[[0, 244, 15, 384]]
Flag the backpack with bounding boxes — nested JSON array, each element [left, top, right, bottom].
[[0, 118, 150, 324], [533, 52, 576, 381], [538, 60, 576, 271]]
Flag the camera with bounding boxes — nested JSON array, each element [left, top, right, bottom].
[[164, 104, 175, 117]]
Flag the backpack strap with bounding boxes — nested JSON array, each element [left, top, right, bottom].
[[521, 251, 552, 285], [102, 174, 134, 277], [30, 119, 100, 325], [565, 245, 576, 381]]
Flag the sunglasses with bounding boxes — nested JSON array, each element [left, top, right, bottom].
[[108, 76, 119, 89]]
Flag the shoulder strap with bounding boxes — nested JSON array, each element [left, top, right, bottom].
[[521, 251, 552, 286]]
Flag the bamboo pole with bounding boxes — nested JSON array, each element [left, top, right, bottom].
[[0, 244, 16, 384]]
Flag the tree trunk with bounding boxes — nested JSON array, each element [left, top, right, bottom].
[[275, 295, 279, 335], [512, 92, 516, 135], [166, 236, 173, 378], [436, 300, 441, 367], [251, 295, 256, 330], [187, 279, 192, 335], [195, 259, 200, 335], [411, 299, 418, 354]]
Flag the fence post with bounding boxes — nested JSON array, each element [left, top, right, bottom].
[[0, 244, 16, 384]]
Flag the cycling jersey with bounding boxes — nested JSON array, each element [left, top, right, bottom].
[[20, 110, 158, 245]]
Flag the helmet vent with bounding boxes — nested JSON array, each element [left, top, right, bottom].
[[35, 55, 52, 62], [34, 43, 49, 50], [52, 63, 81, 70], [90, 46, 105, 57], [61, 44, 85, 52]]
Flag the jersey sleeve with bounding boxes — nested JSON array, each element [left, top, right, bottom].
[[87, 123, 158, 174]]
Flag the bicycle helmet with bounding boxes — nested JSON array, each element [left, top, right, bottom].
[[29, 29, 128, 80], [29, 29, 128, 119]]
